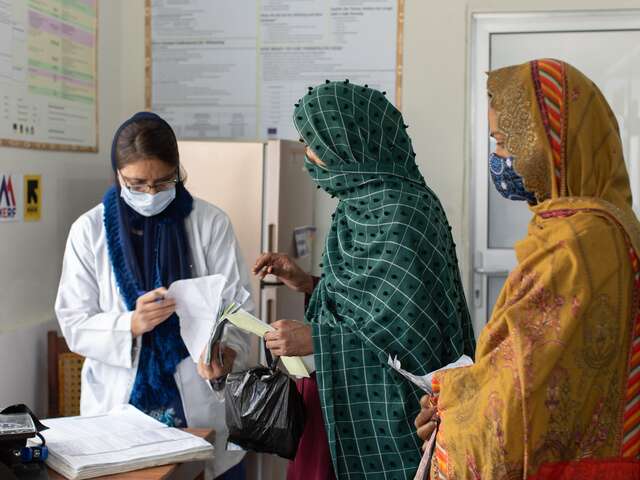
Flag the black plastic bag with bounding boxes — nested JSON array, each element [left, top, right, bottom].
[[224, 344, 305, 460]]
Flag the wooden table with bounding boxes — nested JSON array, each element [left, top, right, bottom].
[[48, 428, 215, 480]]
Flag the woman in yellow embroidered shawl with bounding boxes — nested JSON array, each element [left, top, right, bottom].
[[416, 59, 640, 479]]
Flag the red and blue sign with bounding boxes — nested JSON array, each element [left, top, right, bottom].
[[0, 175, 17, 220]]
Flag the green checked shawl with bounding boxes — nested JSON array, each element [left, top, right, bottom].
[[293, 81, 475, 480]]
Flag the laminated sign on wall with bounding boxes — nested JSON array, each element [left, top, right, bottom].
[[23, 175, 41, 221], [0, 174, 23, 222]]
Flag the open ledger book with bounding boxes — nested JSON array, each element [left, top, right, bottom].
[[37, 405, 213, 480]]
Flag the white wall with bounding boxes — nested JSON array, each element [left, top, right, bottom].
[[0, 0, 137, 415], [402, 0, 640, 290]]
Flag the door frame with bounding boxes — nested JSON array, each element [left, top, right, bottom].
[[468, 9, 640, 335]]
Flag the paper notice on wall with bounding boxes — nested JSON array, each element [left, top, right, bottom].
[[148, 0, 400, 141], [259, 0, 399, 140], [0, 0, 98, 150], [149, 0, 259, 139]]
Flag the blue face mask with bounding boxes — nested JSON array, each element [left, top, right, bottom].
[[489, 153, 537, 204], [120, 186, 176, 217]]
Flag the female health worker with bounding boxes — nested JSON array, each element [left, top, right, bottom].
[[55, 112, 253, 480]]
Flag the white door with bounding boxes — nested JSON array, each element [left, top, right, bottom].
[[470, 11, 640, 335]]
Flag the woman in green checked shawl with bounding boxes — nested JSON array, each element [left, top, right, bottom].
[[256, 80, 475, 480]]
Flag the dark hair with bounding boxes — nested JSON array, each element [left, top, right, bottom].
[[114, 118, 179, 170]]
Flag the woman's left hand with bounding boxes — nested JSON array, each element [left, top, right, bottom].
[[264, 320, 313, 356], [197, 343, 237, 380]]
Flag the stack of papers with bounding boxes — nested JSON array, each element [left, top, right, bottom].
[[38, 405, 213, 480]]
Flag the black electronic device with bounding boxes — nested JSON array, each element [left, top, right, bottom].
[[0, 405, 49, 480]]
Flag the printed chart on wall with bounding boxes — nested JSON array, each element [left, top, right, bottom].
[[0, 0, 98, 151], [146, 0, 404, 140]]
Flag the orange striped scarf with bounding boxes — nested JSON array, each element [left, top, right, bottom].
[[531, 59, 566, 195], [623, 244, 640, 458]]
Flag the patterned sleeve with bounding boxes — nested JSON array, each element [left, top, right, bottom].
[[304, 276, 320, 310]]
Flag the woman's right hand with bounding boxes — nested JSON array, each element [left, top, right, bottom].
[[252, 253, 314, 294], [415, 395, 439, 450], [131, 287, 176, 337]]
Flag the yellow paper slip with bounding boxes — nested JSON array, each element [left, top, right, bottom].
[[224, 309, 310, 378], [280, 357, 310, 378], [225, 309, 274, 337]]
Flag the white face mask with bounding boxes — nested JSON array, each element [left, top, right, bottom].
[[120, 185, 176, 217]]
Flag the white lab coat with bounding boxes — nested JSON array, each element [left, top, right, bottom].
[[55, 197, 255, 477]]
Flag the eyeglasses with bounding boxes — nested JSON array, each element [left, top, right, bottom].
[[119, 171, 179, 193]]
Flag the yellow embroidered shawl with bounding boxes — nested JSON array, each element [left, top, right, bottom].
[[431, 60, 640, 479]]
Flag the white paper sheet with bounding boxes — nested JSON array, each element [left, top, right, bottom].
[[387, 355, 474, 394], [166, 274, 227, 363]]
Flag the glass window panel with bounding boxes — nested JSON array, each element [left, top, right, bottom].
[[487, 275, 507, 323]]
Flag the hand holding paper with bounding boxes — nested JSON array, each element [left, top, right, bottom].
[[166, 273, 309, 378], [393, 355, 474, 480], [223, 307, 311, 378], [264, 320, 313, 357]]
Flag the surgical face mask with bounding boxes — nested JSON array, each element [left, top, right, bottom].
[[120, 185, 176, 217], [489, 152, 537, 204]]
